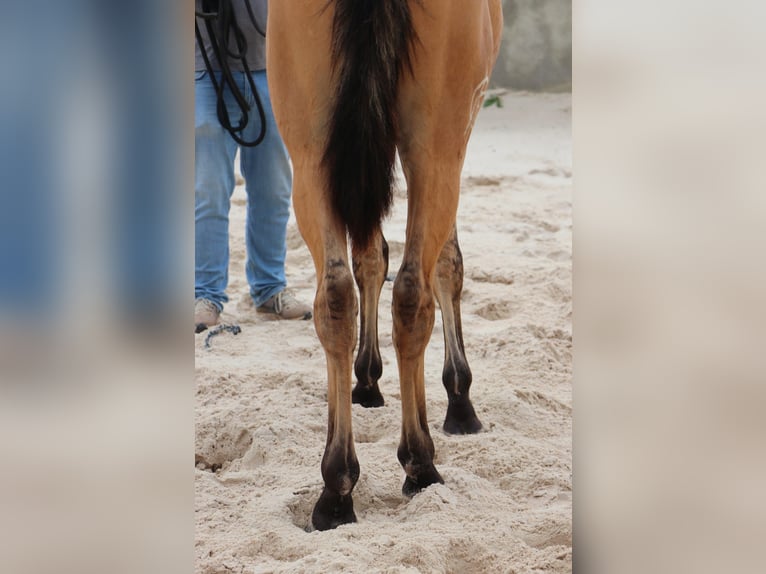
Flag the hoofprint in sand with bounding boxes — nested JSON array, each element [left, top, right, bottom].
[[195, 92, 571, 573]]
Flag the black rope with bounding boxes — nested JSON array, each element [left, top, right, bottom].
[[195, 0, 267, 147], [204, 323, 242, 348], [243, 0, 267, 37]]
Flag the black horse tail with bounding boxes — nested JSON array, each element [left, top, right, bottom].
[[322, 0, 418, 249]]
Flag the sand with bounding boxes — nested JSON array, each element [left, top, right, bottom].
[[195, 92, 572, 574]]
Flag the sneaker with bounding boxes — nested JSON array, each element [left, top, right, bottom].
[[256, 290, 312, 320], [195, 298, 221, 333]]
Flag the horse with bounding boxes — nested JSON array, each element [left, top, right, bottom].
[[267, 0, 503, 531]]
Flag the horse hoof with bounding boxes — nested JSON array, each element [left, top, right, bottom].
[[311, 488, 357, 531], [352, 382, 385, 408], [402, 465, 444, 497], [443, 400, 483, 435]]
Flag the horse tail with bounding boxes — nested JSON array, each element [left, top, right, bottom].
[[322, 0, 418, 249]]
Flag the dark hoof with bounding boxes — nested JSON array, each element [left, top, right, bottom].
[[352, 382, 385, 408], [402, 465, 444, 497], [311, 488, 357, 531], [195, 322, 208, 334], [443, 400, 483, 435]]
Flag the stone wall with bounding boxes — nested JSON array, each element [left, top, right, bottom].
[[491, 0, 572, 91]]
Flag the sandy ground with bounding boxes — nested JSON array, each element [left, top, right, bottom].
[[195, 92, 572, 574]]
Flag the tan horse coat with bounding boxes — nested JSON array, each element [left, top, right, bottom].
[[268, 0, 502, 530]]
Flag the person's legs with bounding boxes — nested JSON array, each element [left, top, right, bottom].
[[239, 70, 292, 307], [195, 71, 239, 311]]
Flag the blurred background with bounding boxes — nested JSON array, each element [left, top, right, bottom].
[[493, 0, 572, 91], [576, 1, 766, 572], [0, 2, 193, 574]]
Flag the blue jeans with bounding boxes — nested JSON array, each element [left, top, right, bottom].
[[195, 69, 292, 309]]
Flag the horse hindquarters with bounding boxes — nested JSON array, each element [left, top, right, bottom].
[[267, 0, 504, 525]]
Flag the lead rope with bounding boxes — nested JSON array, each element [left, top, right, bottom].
[[195, 0, 267, 147]]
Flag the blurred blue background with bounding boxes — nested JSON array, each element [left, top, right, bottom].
[[0, 3, 192, 574], [0, 0, 189, 332]]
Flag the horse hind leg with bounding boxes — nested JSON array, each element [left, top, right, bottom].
[[291, 174, 361, 530], [391, 165, 466, 495], [434, 227, 482, 434], [310, 250, 361, 530], [392, 252, 445, 496], [351, 230, 388, 408]]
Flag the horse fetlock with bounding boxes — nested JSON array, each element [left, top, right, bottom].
[[353, 322, 384, 407], [397, 435, 440, 494], [321, 446, 360, 497], [314, 444, 359, 530], [354, 344, 383, 385], [442, 356, 473, 396]]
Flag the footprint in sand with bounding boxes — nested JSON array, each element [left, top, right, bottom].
[[475, 300, 514, 321], [195, 423, 253, 472]]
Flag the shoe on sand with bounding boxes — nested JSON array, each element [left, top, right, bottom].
[[256, 290, 312, 320], [195, 298, 221, 333]]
